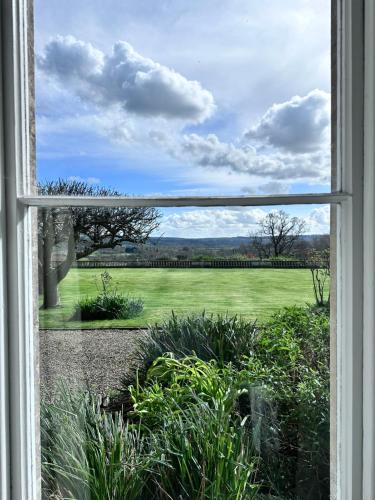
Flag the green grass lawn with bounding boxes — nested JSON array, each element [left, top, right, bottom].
[[39, 268, 318, 329], [40, 269, 314, 328]]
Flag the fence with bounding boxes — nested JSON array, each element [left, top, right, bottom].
[[65, 259, 315, 269]]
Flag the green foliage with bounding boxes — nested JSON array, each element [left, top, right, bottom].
[[74, 293, 143, 320], [72, 271, 144, 320], [127, 354, 259, 498], [137, 312, 257, 367], [240, 306, 330, 498], [134, 307, 330, 498], [154, 401, 258, 499], [129, 354, 247, 425], [41, 384, 258, 499], [42, 306, 330, 499], [41, 387, 163, 500]]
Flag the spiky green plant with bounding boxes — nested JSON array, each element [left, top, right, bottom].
[[154, 400, 259, 499], [136, 312, 258, 368], [41, 387, 163, 500]]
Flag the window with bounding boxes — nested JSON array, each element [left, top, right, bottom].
[[0, 1, 373, 499]]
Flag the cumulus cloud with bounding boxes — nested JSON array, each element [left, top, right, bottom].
[[304, 205, 330, 233], [158, 207, 268, 238], [157, 205, 329, 238], [38, 36, 104, 79], [178, 133, 329, 183], [244, 89, 330, 153], [36, 38, 330, 192], [38, 35, 215, 122]]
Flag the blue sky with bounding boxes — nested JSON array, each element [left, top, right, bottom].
[[34, 0, 331, 236]]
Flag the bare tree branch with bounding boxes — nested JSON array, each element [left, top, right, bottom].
[[250, 210, 307, 259], [38, 179, 161, 308]]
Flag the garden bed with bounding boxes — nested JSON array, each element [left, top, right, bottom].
[[40, 308, 330, 499]]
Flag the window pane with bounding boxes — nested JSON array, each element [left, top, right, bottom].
[[37, 204, 331, 498], [34, 1, 331, 196]]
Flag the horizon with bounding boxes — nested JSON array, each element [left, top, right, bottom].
[[148, 234, 329, 240]]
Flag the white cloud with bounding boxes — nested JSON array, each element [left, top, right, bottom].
[[158, 207, 267, 238], [177, 133, 330, 184], [37, 106, 133, 141], [68, 175, 101, 184], [34, 6, 331, 195], [257, 181, 290, 194], [157, 205, 330, 238], [38, 35, 215, 123], [244, 89, 330, 153], [38, 35, 104, 78], [304, 205, 330, 234], [34, 1, 331, 126]]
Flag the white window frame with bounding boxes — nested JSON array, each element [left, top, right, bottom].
[[0, 0, 373, 498]]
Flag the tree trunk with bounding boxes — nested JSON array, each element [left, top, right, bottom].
[[42, 224, 77, 308], [43, 268, 60, 308], [42, 227, 60, 308]]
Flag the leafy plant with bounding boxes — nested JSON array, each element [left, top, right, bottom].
[[72, 271, 144, 320], [41, 386, 259, 500], [129, 354, 247, 426], [42, 306, 330, 499], [239, 306, 330, 498], [154, 400, 259, 499], [134, 307, 329, 498], [41, 387, 163, 500], [128, 354, 260, 498], [136, 312, 258, 368]]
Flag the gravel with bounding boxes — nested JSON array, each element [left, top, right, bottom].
[[39, 329, 147, 400]]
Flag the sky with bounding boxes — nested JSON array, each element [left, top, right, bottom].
[[34, 0, 331, 237]]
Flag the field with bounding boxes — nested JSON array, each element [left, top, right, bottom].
[[39, 268, 317, 329]]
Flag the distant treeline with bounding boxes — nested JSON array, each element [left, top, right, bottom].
[[87, 234, 330, 262]]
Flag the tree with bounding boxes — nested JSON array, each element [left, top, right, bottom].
[[251, 210, 307, 259], [38, 179, 161, 309], [307, 249, 330, 307]]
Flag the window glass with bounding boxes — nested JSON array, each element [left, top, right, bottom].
[[34, 1, 331, 196], [38, 203, 331, 498], [34, 1, 333, 498]]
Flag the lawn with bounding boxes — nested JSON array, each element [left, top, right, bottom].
[[39, 268, 317, 329]]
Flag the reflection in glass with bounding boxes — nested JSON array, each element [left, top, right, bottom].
[[38, 204, 330, 499]]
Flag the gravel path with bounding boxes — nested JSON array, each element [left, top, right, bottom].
[[39, 329, 147, 400]]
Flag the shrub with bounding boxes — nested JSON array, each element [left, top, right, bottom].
[[240, 306, 330, 498], [74, 294, 144, 321], [72, 271, 144, 320], [136, 312, 258, 368], [129, 354, 247, 426], [307, 249, 330, 307], [133, 307, 330, 498], [128, 355, 259, 498]]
